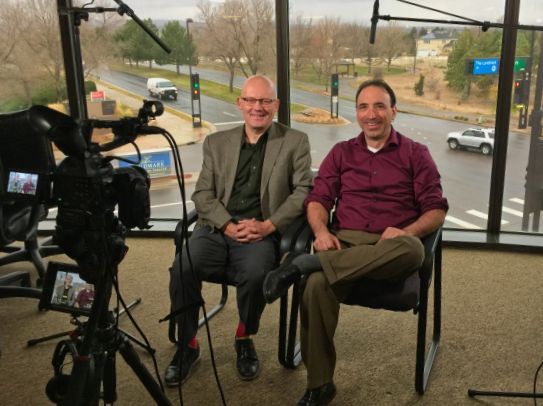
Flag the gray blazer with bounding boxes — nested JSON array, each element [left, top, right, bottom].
[[192, 122, 313, 234]]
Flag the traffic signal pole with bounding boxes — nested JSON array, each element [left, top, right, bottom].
[[190, 73, 202, 128], [330, 73, 339, 118]]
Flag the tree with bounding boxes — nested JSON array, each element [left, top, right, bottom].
[[341, 22, 366, 65], [198, 0, 243, 92], [408, 27, 424, 75], [114, 19, 161, 68], [80, 6, 119, 78], [155, 21, 195, 75], [0, 1, 39, 106], [414, 74, 425, 96], [445, 28, 477, 97], [197, 0, 275, 90], [22, 0, 65, 102], [114, 20, 140, 66], [290, 15, 313, 78], [221, 0, 275, 77], [358, 26, 379, 75], [308, 17, 343, 90], [379, 22, 409, 71]]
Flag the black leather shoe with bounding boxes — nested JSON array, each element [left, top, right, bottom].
[[235, 338, 260, 380], [164, 346, 200, 386], [262, 253, 302, 304], [298, 382, 336, 406]]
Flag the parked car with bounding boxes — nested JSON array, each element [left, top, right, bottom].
[[446, 128, 495, 155], [146, 78, 178, 101]]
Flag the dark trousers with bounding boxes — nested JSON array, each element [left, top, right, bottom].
[[300, 230, 425, 388], [169, 226, 278, 348]]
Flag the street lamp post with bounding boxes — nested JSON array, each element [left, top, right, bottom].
[[186, 18, 193, 78]]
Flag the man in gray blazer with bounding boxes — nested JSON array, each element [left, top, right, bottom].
[[166, 75, 313, 386]]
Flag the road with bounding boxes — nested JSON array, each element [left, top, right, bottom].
[[99, 67, 533, 233]]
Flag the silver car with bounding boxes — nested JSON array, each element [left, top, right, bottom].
[[446, 128, 495, 155]]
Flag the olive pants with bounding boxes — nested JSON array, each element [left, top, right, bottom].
[[300, 230, 424, 389]]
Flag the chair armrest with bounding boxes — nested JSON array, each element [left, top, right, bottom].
[[419, 227, 442, 280], [294, 220, 314, 254], [279, 215, 309, 257]]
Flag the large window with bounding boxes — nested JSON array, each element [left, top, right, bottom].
[[287, 0, 542, 239], [2, 0, 542, 242]]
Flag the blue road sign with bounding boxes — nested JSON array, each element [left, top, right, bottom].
[[472, 58, 500, 75]]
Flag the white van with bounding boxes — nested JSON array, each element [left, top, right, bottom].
[[146, 78, 178, 101]]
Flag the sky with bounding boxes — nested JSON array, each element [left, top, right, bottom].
[[119, 0, 542, 26]]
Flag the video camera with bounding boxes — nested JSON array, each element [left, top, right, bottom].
[[0, 100, 164, 283]]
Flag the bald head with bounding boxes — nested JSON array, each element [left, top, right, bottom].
[[242, 75, 277, 98]]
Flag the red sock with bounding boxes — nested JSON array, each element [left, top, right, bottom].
[[187, 336, 198, 349], [235, 321, 247, 338]]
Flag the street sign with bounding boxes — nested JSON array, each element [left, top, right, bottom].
[[514, 58, 527, 72], [467, 57, 531, 75], [472, 58, 499, 75], [90, 90, 105, 101]]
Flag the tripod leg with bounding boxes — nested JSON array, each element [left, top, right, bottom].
[[118, 328, 156, 354], [102, 349, 118, 404], [27, 330, 71, 347], [118, 333, 171, 406], [115, 297, 142, 318], [468, 389, 543, 398]]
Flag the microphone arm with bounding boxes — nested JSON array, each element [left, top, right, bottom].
[[112, 0, 171, 54], [369, 0, 379, 44], [375, 0, 543, 33]]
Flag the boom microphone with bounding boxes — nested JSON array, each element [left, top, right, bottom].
[[369, 0, 379, 44]]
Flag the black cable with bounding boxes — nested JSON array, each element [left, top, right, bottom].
[[535, 359, 543, 406], [159, 129, 227, 405], [111, 269, 166, 392]]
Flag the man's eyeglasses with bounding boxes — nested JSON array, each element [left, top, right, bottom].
[[240, 97, 276, 106]]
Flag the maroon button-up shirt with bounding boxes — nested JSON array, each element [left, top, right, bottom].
[[305, 128, 448, 234]]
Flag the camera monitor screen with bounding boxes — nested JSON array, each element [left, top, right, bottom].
[[39, 261, 95, 317], [1, 169, 46, 203], [7, 170, 38, 195]]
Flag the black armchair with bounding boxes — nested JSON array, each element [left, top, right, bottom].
[[168, 209, 309, 361], [278, 224, 443, 395], [0, 107, 62, 287]]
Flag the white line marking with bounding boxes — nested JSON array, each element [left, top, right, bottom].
[[466, 209, 509, 225], [223, 112, 236, 117], [502, 206, 523, 217], [509, 197, 524, 205], [445, 215, 482, 229], [151, 201, 194, 209]]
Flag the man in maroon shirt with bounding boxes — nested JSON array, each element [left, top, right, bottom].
[[263, 79, 448, 405]]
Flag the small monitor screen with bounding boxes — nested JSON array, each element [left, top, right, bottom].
[[40, 262, 95, 317], [7, 170, 39, 195]]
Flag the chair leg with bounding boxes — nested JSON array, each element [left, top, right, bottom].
[[0, 235, 58, 284], [0, 271, 41, 299], [168, 283, 229, 344], [278, 281, 302, 369], [415, 244, 442, 394], [198, 283, 228, 328]]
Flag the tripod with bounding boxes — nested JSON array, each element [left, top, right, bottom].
[[27, 297, 155, 353], [49, 259, 171, 406]]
